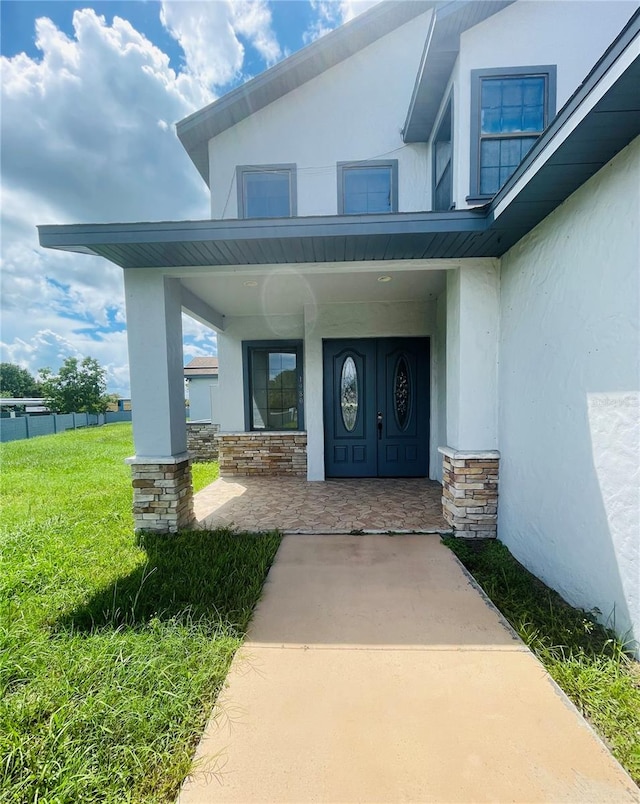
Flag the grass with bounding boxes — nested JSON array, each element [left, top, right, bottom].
[[0, 423, 281, 803], [444, 537, 640, 785]]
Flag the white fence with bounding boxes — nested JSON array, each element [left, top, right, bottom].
[[0, 411, 132, 443]]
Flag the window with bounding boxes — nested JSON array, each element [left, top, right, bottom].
[[243, 341, 303, 431], [237, 164, 297, 219], [337, 160, 398, 214], [469, 66, 556, 200], [433, 97, 453, 211]]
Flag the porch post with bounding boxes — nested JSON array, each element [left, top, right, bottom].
[[441, 263, 500, 537], [123, 270, 194, 533]]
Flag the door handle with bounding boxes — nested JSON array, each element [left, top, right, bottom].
[[377, 411, 383, 440]]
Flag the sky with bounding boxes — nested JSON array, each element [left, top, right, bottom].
[[0, 0, 379, 397]]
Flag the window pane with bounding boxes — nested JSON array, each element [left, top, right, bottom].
[[343, 166, 392, 214], [480, 166, 500, 195], [523, 77, 544, 107], [480, 136, 540, 194], [481, 139, 501, 168], [481, 76, 545, 135], [250, 346, 299, 431], [501, 79, 523, 108], [244, 171, 291, 218]]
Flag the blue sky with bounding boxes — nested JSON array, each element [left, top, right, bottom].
[[0, 1, 374, 396]]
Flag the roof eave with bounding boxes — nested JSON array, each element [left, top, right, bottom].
[[402, 0, 516, 143]]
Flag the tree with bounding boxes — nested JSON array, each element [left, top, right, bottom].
[[0, 363, 41, 397], [40, 357, 110, 414]]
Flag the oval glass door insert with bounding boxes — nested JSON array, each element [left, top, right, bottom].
[[340, 356, 358, 432], [394, 355, 411, 430]]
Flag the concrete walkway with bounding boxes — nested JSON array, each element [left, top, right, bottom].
[[178, 535, 639, 803]]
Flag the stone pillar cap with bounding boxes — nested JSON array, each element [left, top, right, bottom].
[[438, 446, 500, 460], [125, 452, 193, 465]]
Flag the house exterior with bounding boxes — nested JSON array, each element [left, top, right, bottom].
[[184, 356, 219, 422], [39, 1, 640, 650]]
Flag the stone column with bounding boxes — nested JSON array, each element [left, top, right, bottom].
[[439, 447, 499, 538], [127, 454, 195, 533], [123, 271, 194, 532], [442, 263, 500, 537]]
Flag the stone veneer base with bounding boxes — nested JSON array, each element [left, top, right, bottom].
[[186, 421, 220, 462], [218, 432, 307, 477], [126, 454, 195, 533], [438, 446, 499, 538]]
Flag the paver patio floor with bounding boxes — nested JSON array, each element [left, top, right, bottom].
[[194, 476, 448, 533], [179, 535, 639, 803]]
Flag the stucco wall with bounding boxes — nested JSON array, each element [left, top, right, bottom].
[[187, 376, 218, 422], [447, 0, 636, 209], [217, 314, 304, 433], [498, 135, 640, 648], [445, 262, 500, 451], [217, 300, 443, 482], [208, 9, 433, 218]]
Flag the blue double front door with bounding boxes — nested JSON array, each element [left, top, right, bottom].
[[323, 338, 430, 478]]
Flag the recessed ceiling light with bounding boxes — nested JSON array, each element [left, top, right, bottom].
[[243, 280, 258, 287], [377, 275, 392, 283]]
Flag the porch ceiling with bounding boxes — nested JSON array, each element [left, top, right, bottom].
[[180, 264, 447, 318]]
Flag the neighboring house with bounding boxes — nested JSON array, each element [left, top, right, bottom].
[[39, 1, 640, 650], [184, 356, 219, 421], [106, 398, 132, 413]]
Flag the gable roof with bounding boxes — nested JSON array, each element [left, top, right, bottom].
[[402, 0, 515, 142], [177, 0, 437, 185], [38, 9, 640, 268], [184, 357, 219, 378]]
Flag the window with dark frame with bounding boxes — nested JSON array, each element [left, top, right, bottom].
[[243, 341, 303, 431], [469, 66, 556, 200], [237, 165, 296, 219], [433, 98, 453, 211], [338, 160, 398, 214]]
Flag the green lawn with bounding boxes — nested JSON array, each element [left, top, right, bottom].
[[444, 538, 640, 785], [0, 424, 281, 803]]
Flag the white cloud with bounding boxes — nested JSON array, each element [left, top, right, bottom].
[[1, 4, 282, 396], [304, 0, 381, 43], [182, 314, 218, 365], [160, 0, 281, 89]]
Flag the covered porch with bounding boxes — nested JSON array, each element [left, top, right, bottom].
[[39, 214, 503, 537]]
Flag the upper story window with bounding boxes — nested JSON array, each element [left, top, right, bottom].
[[469, 66, 556, 201], [337, 160, 398, 215], [237, 164, 297, 219]]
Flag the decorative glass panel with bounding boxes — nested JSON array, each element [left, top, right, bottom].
[[340, 356, 358, 432], [394, 356, 411, 430]]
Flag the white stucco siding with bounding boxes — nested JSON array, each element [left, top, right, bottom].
[[434, 290, 447, 483], [445, 262, 500, 451], [208, 10, 434, 219], [217, 314, 304, 432], [187, 376, 218, 422], [498, 136, 640, 648], [216, 299, 442, 481], [450, 0, 637, 209]]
